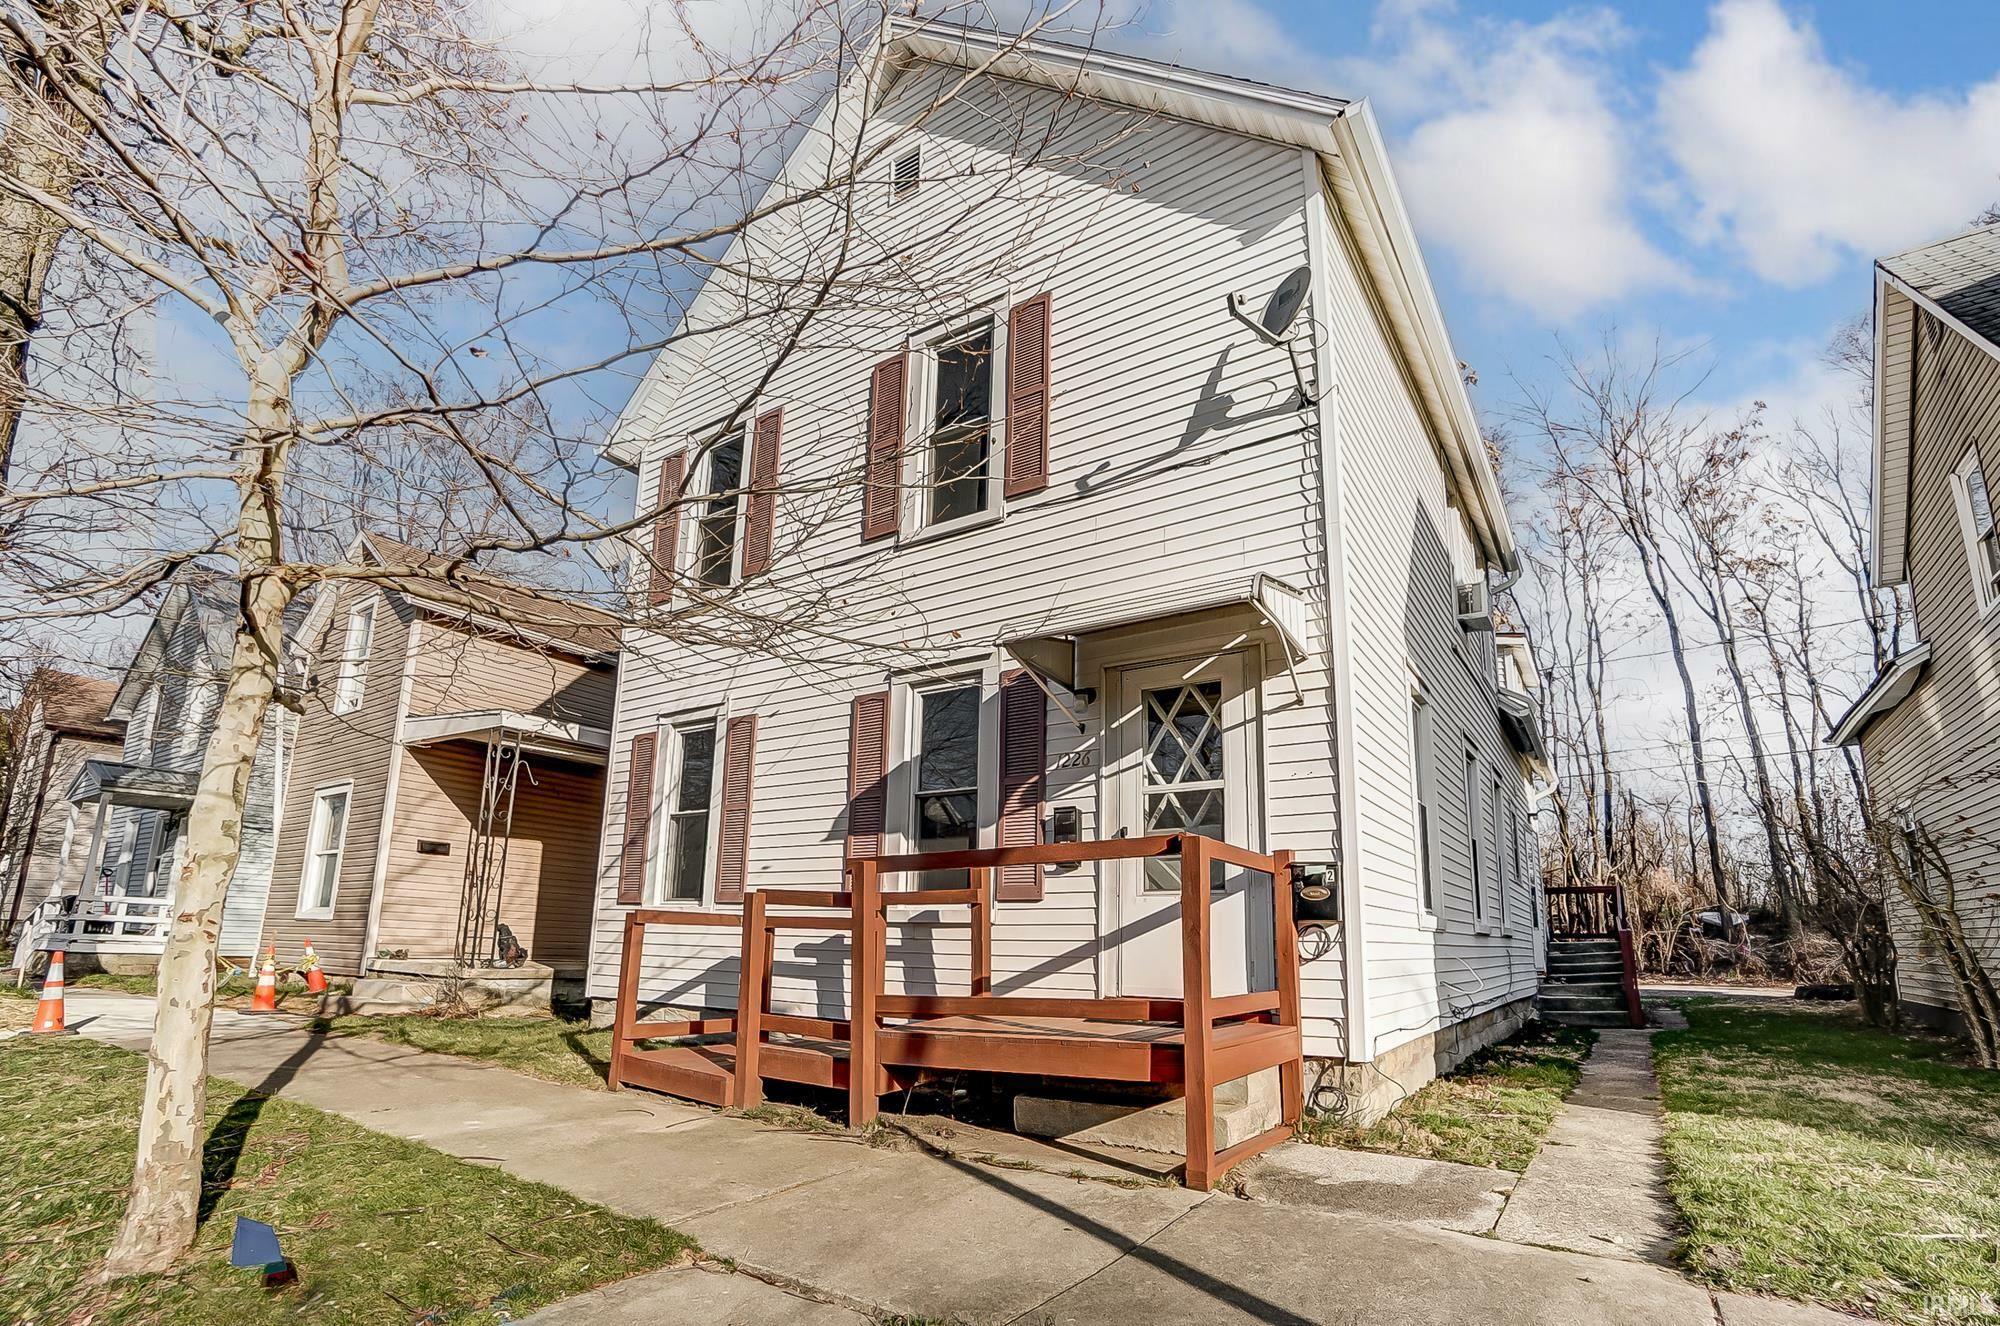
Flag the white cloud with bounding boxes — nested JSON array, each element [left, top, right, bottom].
[[1660, 0, 2000, 286], [1347, 7, 1686, 321]]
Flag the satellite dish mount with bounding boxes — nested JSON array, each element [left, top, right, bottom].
[[1225, 264, 1315, 407]]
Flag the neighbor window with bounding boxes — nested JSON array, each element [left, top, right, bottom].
[[919, 319, 997, 528], [660, 721, 717, 903], [1409, 694, 1436, 918], [1505, 805, 1522, 933], [333, 600, 376, 714], [298, 784, 351, 918], [693, 429, 746, 587], [913, 682, 981, 887], [1464, 745, 1485, 928], [1488, 774, 1505, 930], [1951, 446, 2000, 611]]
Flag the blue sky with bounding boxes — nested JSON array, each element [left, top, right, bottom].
[[1112, 0, 2000, 437]]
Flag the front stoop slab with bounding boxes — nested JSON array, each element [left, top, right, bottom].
[[1236, 1143, 1516, 1233], [1013, 1067, 1280, 1156]]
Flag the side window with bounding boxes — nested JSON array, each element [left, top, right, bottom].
[[692, 428, 746, 588], [1464, 744, 1485, 929], [333, 599, 377, 714], [657, 720, 718, 903], [297, 784, 351, 918], [915, 319, 999, 530], [1490, 774, 1507, 931], [1409, 693, 1436, 918], [1951, 446, 2000, 611]]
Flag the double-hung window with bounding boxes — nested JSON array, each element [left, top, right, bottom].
[[333, 600, 376, 714], [1409, 692, 1437, 919], [658, 720, 717, 903], [917, 319, 999, 531], [912, 682, 981, 887], [1952, 446, 2000, 612], [693, 429, 746, 587], [297, 784, 351, 918], [1464, 745, 1485, 929]]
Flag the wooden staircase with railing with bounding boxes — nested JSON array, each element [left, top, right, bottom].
[[607, 834, 1305, 1189], [1541, 884, 1644, 1028]]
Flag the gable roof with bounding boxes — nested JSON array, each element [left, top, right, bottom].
[[607, 19, 1517, 573], [353, 533, 622, 659], [1870, 222, 2000, 587], [21, 669, 123, 741]]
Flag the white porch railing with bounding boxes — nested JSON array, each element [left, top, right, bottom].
[[37, 893, 170, 950]]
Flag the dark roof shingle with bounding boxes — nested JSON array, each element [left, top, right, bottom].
[[357, 533, 622, 656], [1881, 222, 2000, 351]]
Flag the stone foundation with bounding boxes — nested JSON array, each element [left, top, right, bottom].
[[1311, 994, 1538, 1126]]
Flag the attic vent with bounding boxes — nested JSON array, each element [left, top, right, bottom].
[[1456, 580, 1494, 632], [891, 148, 921, 201]]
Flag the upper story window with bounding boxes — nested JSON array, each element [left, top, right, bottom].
[[917, 319, 998, 530], [333, 599, 376, 714], [891, 147, 921, 202], [1951, 445, 2000, 613], [657, 719, 717, 903], [692, 429, 746, 588]]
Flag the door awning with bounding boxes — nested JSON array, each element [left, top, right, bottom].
[[997, 573, 1311, 692], [401, 709, 612, 766], [66, 760, 199, 811]]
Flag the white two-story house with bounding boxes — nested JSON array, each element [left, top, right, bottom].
[[587, 21, 1546, 1122]]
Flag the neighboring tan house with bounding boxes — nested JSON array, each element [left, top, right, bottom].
[[40, 574, 299, 971], [1834, 222, 2000, 1035], [263, 534, 619, 1009], [1, 669, 125, 941], [589, 22, 1547, 1125]]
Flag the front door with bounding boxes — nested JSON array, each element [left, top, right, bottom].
[[1104, 651, 1266, 998]]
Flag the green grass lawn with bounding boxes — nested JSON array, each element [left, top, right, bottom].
[[1654, 998, 2000, 1325], [0, 1035, 690, 1324], [309, 1011, 617, 1091], [1303, 1020, 1595, 1171]]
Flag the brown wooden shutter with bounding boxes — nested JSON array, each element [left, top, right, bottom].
[[862, 355, 906, 541], [648, 451, 687, 606], [846, 691, 890, 860], [1005, 293, 1052, 499], [996, 668, 1046, 902], [715, 714, 758, 905], [617, 732, 656, 905], [741, 409, 783, 579]]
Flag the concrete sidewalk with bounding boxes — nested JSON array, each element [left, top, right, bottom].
[[60, 992, 1857, 1325]]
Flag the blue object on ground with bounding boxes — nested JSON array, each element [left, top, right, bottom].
[[230, 1216, 285, 1270]]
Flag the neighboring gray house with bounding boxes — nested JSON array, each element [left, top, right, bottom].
[[1833, 221, 2000, 1034], [46, 573, 303, 970], [2, 669, 125, 941]]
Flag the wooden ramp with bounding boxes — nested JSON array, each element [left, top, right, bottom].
[[608, 834, 1305, 1189]]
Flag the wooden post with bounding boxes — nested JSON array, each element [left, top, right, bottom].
[[609, 910, 643, 1091], [970, 867, 992, 997], [733, 890, 769, 1107], [1178, 836, 1215, 1189], [1270, 849, 1303, 1127], [847, 860, 882, 1129]]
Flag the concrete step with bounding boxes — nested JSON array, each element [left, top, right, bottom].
[[1540, 980, 1623, 999], [1540, 993, 1625, 1015], [1014, 1067, 1280, 1157], [1544, 1007, 1636, 1028], [1547, 941, 1621, 958], [318, 977, 437, 1015]]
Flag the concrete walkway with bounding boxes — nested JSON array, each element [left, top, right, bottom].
[[57, 992, 1856, 1325], [1494, 1025, 1682, 1262]]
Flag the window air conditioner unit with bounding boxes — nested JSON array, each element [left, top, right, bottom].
[[1457, 580, 1494, 632]]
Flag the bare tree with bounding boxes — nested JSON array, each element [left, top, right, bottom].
[[0, 0, 1123, 1274]]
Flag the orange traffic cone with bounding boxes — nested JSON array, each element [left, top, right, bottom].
[[29, 950, 77, 1035], [298, 939, 328, 994], [246, 945, 280, 1014]]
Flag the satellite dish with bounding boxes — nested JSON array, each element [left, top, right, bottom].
[[1260, 265, 1312, 337]]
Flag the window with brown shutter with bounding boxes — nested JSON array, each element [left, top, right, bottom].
[[649, 452, 687, 606], [741, 409, 783, 578], [846, 691, 890, 861], [617, 732, 657, 905], [862, 355, 907, 541], [715, 714, 757, 904], [996, 669, 1046, 901], [1005, 293, 1051, 498]]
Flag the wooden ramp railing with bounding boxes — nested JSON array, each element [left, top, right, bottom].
[[609, 833, 1303, 1190]]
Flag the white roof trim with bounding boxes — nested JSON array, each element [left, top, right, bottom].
[[1829, 644, 1930, 747], [997, 573, 1309, 690]]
